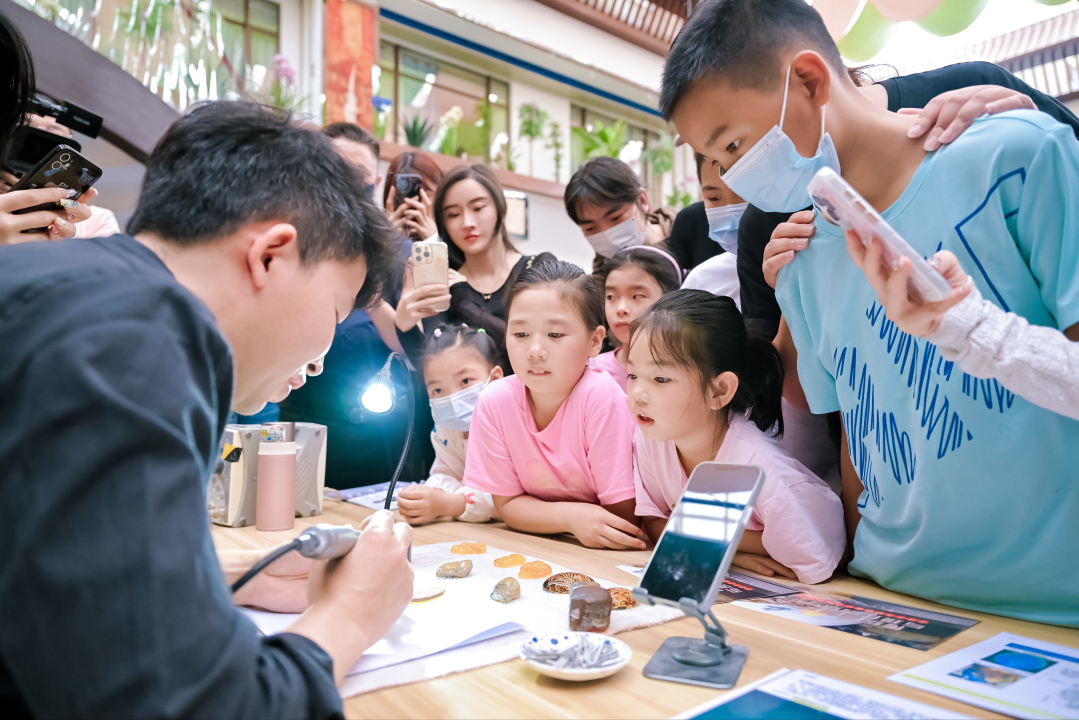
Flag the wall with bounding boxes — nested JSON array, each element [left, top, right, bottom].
[[402, 0, 664, 92]]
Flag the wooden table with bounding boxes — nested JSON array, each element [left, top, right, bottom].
[[212, 499, 1079, 719]]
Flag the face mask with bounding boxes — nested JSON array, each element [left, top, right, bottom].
[[584, 215, 646, 258], [429, 370, 495, 432], [705, 202, 747, 255], [720, 66, 841, 213]]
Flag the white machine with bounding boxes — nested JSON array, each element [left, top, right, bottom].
[[207, 423, 327, 527]]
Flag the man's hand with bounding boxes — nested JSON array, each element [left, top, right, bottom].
[[902, 85, 1036, 152], [294, 511, 413, 685], [731, 552, 797, 579], [566, 504, 648, 550], [846, 231, 972, 338], [232, 550, 312, 613], [763, 210, 815, 288], [398, 484, 465, 525]]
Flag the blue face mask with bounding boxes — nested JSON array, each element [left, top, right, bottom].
[[428, 370, 494, 432], [705, 202, 747, 255], [720, 66, 841, 214]]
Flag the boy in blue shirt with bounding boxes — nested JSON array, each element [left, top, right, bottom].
[[660, 0, 1079, 626]]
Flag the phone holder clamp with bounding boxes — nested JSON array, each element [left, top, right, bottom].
[[635, 589, 749, 689]]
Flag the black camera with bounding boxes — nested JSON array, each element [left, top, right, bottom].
[[5, 94, 103, 177]]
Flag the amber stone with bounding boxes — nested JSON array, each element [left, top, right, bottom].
[[435, 559, 473, 578], [568, 582, 612, 633], [608, 587, 637, 609], [493, 553, 526, 567], [542, 572, 594, 594], [450, 542, 487, 554], [518, 560, 552, 579], [490, 577, 521, 603]]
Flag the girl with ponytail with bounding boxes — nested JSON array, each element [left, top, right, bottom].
[[626, 290, 844, 584]]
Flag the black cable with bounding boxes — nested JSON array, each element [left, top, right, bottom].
[[384, 353, 415, 510], [230, 538, 302, 594]]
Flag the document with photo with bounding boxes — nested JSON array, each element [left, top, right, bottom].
[[890, 632, 1079, 719]]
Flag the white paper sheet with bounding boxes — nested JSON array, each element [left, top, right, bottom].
[[673, 668, 970, 719], [890, 632, 1079, 720], [337, 481, 417, 511], [241, 541, 682, 681]]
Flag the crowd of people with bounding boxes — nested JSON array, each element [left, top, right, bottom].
[[2, 0, 1078, 716]]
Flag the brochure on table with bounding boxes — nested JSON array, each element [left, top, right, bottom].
[[672, 668, 970, 719], [890, 632, 1079, 720], [615, 565, 798, 602], [732, 591, 978, 650]]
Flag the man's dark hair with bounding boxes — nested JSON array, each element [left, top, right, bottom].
[[564, 156, 642, 225], [322, 121, 380, 161], [660, 0, 845, 120], [127, 102, 398, 308]]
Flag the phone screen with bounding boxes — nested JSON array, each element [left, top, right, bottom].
[[640, 464, 762, 606]]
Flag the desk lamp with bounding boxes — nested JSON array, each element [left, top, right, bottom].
[[359, 352, 414, 510]]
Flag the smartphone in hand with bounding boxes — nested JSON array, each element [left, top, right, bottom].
[[8, 144, 102, 233], [807, 167, 951, 303], [394, 173, 423, 209], [411, 240, 450, 312]]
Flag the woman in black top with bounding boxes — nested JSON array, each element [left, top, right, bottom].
[[395, 164, 555, 373]]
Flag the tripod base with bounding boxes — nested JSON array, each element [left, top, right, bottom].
[[643, 638, 748, 689]]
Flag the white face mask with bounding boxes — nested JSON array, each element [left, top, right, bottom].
[[428, 369, 495, 432], [705, 202, 748, 255], [720, 65, 841, 214], [584, 215, 646, 258]]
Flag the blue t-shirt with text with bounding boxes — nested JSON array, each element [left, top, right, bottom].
[[776, 110, 1079, 626]]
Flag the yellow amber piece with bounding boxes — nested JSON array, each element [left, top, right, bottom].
[[518, 560, 552, 579], [450, 542, 487, 555], [494, 553, 527, 567]]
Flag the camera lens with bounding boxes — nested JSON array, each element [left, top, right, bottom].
[[59, 153, 71, 163], [424, 251, 430, 258], [51, 161, 62, 170]]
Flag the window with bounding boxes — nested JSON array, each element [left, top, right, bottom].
[[570, 104, 659, 183], [375, 41, 510, 163], [14, 0, 281, 109]]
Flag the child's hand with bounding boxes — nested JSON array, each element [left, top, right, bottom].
[[763, 210, 816, 288], [397, 485, 461, 525], [845, 231, 972, 338], [568, 504, 648, 550], [732, 552, 797, 579]]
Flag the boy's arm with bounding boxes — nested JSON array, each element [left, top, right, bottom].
[[775, 316, 809, 411], [839, 426, 863, 564]]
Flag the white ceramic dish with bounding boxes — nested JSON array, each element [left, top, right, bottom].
[[519, 632, 633, 681]]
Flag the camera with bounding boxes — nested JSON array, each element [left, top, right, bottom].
[[5, 94, 103, 177]]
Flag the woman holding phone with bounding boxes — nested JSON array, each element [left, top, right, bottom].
[[394, 163, 555, 374], [383, 151, 442, 241], [0, 12, 94, 244]]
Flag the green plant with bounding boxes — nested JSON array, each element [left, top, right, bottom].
[[518, 103, 549, 177], [641, 132, 675, 176], [433, 106, 464, 156], [667, 182, 695, 209], [476, 102, 494, 161], [571, 120, 628, 160], [546, 121, 564, 182], [403, 115, 434, 148]]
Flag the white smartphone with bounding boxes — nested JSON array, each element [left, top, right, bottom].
[[807, 167, 952, 303], [638, 463, 765, 610], [411, 240, 450, 312]]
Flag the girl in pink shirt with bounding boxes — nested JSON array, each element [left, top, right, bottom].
[[594, 246, 682, 392], [628, 290, 844, 584], [464, 260, 647, 550]]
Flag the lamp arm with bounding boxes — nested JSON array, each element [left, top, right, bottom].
[[383, 353, 415, 510]]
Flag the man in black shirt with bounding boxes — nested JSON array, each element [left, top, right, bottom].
[[0, 103, 414, 718], [738, 62, 1079, 338]]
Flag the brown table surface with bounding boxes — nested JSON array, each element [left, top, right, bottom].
[[211, 498, 1079, 719]]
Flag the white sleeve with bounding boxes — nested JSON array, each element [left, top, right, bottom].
[[450, 485, 497, 523], [929, 285, 1079, 422]]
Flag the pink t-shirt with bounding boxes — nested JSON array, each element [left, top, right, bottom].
[[464, 365, 636, 505], [633, 414, 845, 584], [592, 348, 628, 392]]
